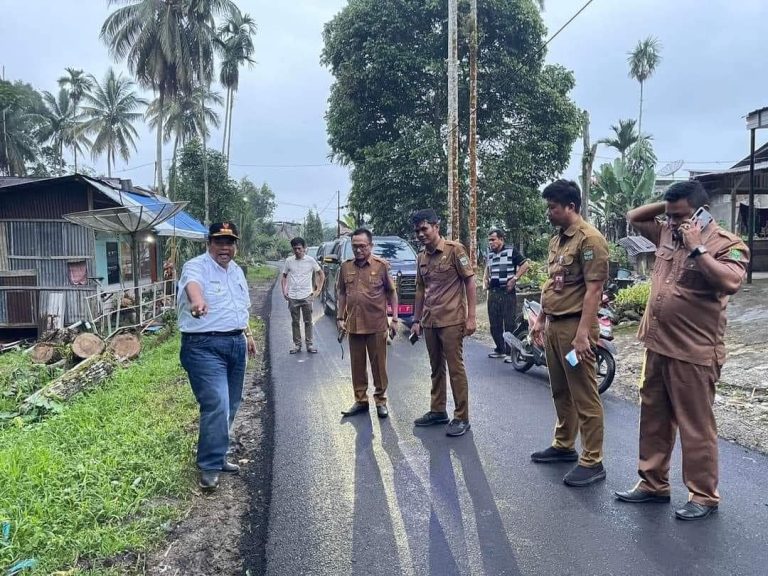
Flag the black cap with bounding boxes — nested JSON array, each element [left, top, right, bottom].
[[208, 221, 240, 240]]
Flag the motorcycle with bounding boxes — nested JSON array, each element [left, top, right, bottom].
[[503, 297, 617, 394]]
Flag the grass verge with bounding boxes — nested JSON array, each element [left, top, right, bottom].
[[0, 352, 64, 417], [0, 334, 198, 575], [246, 264, 278, 283]]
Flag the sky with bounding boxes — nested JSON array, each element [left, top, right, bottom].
[[2, 0, 768, 225]]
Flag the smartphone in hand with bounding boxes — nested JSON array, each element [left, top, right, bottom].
[[692, 206, 713, 230], [408, 332, 419, 345]]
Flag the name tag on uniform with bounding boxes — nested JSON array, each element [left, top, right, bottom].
[[553, 273, 564, 292]]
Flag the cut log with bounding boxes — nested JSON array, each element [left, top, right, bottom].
[[21, 353, 117, 413], [108, 333, 142, 360], [72, 333, 105, 360], [30, 343, 60, 365]]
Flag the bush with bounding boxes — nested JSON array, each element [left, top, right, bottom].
[[614, 281, 650, 319], [518, 260, 548, 290], [609, 242, 630, 268]]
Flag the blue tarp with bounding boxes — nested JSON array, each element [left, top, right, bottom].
[[123, 191, 207, 240]]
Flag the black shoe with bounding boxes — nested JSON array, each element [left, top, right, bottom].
[[376, 404, 389, 418], [414, 411, 450, 426], [307, 346, 318, 354], [563, 463, 606, 487], [289, 345, 301, 354], [341, 402, 369, 416], [615, 487, 670, 503], [675, 501, 718, 521], [488, 352, 505, 359], [530, 446, 579, 463], [221, 461, 240, 474], [199, 470, 220, 490], [446, 419, 471, 437]]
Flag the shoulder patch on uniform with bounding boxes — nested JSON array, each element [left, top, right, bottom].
[[583, 248, 594, 261], [459, 255, 469, 267], [729, 248, 744, 261]]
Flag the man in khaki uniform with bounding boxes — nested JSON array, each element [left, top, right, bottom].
[[409, 209, 477, 437], [530, 179, 609, 487], [338, 228, 399, 418], [616, 180, 749, 521]]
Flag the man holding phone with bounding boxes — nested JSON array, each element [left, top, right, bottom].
[[617, 181, 749, 520], [337, 228, 399, 418]]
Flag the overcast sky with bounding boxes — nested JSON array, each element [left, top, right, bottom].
[[2, 0, 767, 224]]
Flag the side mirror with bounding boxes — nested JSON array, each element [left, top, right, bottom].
[[323, 254, 339, 264]]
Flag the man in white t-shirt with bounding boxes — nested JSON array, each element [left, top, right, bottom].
[[282, 236, 325, 353]]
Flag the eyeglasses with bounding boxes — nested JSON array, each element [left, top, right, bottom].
[[352, 244, 370, 251], [212, 237, 236, 245]]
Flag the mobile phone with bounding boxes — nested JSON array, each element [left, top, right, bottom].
[[408, 332, 419, 345], [692, 206, 713, 230]]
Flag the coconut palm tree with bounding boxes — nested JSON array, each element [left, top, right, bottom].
[[627, 36, 662, 135], [146, 86, 223, 197], [184, 0, 237, 224], [81, 68, 147, 177], [38, 89, 90, 174], [218, 9, 256, 167], [101, 0, 190, 192], [598, 119, 640, 162], [58, 68, 95, 172]]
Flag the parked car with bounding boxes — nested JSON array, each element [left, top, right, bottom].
[[320, 235, 418, 322], [306, 245, 319, 260]]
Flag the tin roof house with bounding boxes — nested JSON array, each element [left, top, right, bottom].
[[0, 174, 206, 332]]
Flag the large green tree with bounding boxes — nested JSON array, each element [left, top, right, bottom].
[[58, 68, 95, 172], [174, 138, 240, 224], [627, 36, 662, 135], [81, 68, 147, 177], [303, 209, 324, 246], [322, 0, 581, 242], [38, 88, 90, 174], [0, 80, 45, 176]]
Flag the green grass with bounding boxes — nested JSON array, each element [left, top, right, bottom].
[[0, 351, 64, 417], [0, 335, 198, 575], [246, 263, 278, 283]]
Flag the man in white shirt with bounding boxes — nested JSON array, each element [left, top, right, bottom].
[[177, 222, 257, 491], [282, 236, 325, 353]]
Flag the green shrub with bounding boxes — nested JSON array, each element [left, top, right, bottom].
[[614, 282, 650, 318], [518, 260, 548, 290], [609, 242, 630, 268]]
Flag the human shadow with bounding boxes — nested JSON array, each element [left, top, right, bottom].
[[344, 413, 403, 576]]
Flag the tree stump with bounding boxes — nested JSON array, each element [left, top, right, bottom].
[[30, 343, 60, 365], [72, 333, 105, 360], [108, 333, 142, 360]]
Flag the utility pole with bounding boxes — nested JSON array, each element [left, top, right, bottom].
[[580, 111, 597, 222], [2, 65, 8, 177], [447, 0, 459, 240], [468, 0, 478, 267], [336, 190, 341, 238]]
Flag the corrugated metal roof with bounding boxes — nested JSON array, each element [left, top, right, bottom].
[[618, 235, 657, 256]]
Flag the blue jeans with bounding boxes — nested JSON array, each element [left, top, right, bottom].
[[180, 333, 247, 470]]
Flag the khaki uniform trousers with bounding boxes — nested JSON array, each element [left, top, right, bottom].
[[424, 324, 469, 421], [349, 331, 388, 405], [544, 316, 604, 467], [637, 350, 721, 507]]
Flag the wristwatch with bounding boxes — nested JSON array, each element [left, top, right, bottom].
[[690, 245, 709, 258]]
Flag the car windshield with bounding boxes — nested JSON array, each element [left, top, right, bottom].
[[372, 240, 416, 261]]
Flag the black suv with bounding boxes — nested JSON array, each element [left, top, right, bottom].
[[320, 235, 418, 322]]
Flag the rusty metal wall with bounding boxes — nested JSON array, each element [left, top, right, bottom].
[[0, 182, 88, 219]]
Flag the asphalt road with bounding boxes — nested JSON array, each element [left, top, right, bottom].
[[264, 288, 768, 576]]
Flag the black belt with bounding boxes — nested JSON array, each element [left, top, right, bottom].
[[182, 330, 244, 337], [546, 312, 582, 322]]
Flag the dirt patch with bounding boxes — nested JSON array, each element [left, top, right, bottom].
[[144, 274, 275, 576], [473, 279, 768, 454]]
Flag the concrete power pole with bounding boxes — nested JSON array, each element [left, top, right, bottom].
[[580, 110, 597, 222], [447, 0, 460, 240], [468, 0, 478, 267]]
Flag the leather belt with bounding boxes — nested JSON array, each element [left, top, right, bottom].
[[546, 312, 582, 322], [182, 330, 244, 337]]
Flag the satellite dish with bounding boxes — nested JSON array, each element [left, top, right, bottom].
[[657, 159, 684, 177]]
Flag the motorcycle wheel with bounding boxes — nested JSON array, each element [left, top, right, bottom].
[[508, 324, 534, 373], [595, 346, 616, 394]]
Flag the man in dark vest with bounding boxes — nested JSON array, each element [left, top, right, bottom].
[[482, 228, 529, 361]]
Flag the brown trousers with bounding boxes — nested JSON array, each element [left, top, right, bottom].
[[544, 316, 604, 467], [349, 332, 388, 405], [637, 350, 721, 506], [288, 298, 313, 347], [424, 324, 469, 421]]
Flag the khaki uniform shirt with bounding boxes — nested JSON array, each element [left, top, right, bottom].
[[416, 238, 474, 328], [541, 216, 609, 316], [635, 219, 749, 367], [338, 255, 395, 334]]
